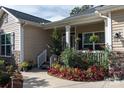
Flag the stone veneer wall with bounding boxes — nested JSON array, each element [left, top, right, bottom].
[[110, 51, 124, 63], [13, 51, 21, 64], [109, 51, 124, 80]]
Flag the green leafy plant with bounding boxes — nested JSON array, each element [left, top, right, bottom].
[[60, 48, 82, 68], [49, 28, 62, 56], [89, 34, 99, 43], [0, 60, 5, 70], [20, 61, 30, 71], [0, 72, 10, 86], [0, 60, 4, 65], [6, 65, 15, 75], [89, 34, 99, 50]]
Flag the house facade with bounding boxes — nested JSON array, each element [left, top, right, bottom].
[[0, 7, 51, 64], [1, 6, 124, 66]]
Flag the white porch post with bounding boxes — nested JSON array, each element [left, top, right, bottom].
[[104, 12, 112, 50], [65, 25, 71, 48]]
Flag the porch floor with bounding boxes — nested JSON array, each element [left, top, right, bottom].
[[22, 68, 124, 88]]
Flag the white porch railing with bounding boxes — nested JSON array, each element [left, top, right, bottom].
[[78, 50, 109, 66], [50, 54, 58, 67], [37, 49, 47, 68]]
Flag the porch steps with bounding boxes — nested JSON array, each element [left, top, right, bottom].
[[40, 61, 50, 70]]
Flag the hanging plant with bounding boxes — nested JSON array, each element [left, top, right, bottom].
[[75, 37, 80, 42], [89, 34, 99, 43]]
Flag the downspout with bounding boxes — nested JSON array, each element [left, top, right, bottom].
[[20, 21, 26, 62], [95, 11, 112, 50]]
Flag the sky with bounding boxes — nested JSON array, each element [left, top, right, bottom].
[[5, 5, 79, 22]]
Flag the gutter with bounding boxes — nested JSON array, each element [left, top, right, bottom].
[[19, 19, 44, 27], [95, 10, 112, 50], [95, 10, 108, 19]]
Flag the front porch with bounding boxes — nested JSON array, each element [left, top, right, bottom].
[[44, 11, 112, 51], [61, 21, 105, 50], [57, 20, 111, 51], [37, 14, 112, 69]]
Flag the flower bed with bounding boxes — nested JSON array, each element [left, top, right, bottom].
[[48, 63, 108, 81]]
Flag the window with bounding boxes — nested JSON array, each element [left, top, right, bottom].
[[0, 33, 11, 56], [70, 33, 75, 48], [83, 32, 105, 50], [78, 34, 83, 50]]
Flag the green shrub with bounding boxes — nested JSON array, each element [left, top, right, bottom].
[[20, 61, 30, 71], [49, 28, 62, 55], [0, 72, 10, 85], [0, 60, 5, 70], [20, 61, 33, 71], [6, 65, 15, 75], [0, 60, 4, 65], [60, 48, 82, 68]]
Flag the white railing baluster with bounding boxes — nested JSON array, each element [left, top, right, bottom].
[[37, 49, 47, 68]]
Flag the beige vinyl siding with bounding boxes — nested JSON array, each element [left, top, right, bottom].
[[112, 9, 124, 51], [23, 25, 52, 63], [0, 12, 21, 51]]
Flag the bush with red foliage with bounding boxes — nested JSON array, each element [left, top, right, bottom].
[[48, 64, 108, 81]]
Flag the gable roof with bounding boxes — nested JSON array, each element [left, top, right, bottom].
[[2, 7, 51, 24], [44, 5, 124, 29]]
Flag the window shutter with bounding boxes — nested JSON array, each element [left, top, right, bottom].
[[11, 32, 15, 52]]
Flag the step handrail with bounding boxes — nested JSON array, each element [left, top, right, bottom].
[[37, 49, 47, 68]]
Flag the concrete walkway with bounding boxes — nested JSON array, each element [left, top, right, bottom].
[[22, 68, 124, 88]]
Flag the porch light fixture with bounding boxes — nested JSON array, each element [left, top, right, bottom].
[[114, 32, 122, 39], [114, 32, 124, 42]]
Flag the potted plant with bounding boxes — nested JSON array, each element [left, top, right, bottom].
[[20, 61, 29, 72], [89, 34, 99, 50]]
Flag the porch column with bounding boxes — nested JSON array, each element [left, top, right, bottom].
[[104, 12, 112, 50], [65, 25, 71, 48]]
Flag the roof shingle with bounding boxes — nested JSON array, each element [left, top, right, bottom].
[[3, 7, 51, 23]]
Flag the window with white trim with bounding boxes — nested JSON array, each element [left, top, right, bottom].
[[0, 33, 12, 56], [83, 32, 105, 50]]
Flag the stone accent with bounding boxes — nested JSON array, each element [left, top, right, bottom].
[[109, 51, 124, 80], [110, 51, 124, 63], [13, 51, 21, 63]]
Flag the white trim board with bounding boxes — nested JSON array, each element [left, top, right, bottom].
[[1, 7, 19, 23]]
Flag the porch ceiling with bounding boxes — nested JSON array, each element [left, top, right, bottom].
[[57, 21, 104, 33], [43, 14, 104, 30]]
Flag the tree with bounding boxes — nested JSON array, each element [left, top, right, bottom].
[[49, 28, 62, 55], [70, 7, 81, 16], [70, 5, 94, 16]]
